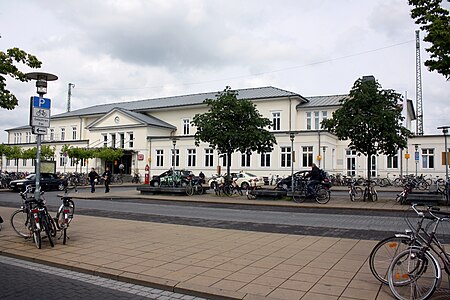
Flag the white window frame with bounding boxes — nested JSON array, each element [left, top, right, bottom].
[[422, 148, 435, 169], [156, 149, 164, 167], [302, 146, 314, 168], [272, 112, 281, 131], [183, 119, 190, 135], [241, 152, 251, 167], [187, 149, 196, 167], [204, 148, 214, 167], [260, 152, 271, 167], [72, 126, 77, 140], [280, 146, 292, 168], [60, 128, 65, 141]]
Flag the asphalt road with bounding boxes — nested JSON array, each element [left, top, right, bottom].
[[0, 187, 414, 241]]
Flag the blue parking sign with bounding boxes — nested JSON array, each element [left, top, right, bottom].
[[32, 96, 51, 109], [415, 151, 420, 161]]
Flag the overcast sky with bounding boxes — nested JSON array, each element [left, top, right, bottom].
[[1, 0, 449, 143]]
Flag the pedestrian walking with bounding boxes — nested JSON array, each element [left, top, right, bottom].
[[102, 167, 112, 193], [88, 168, 99, 193]]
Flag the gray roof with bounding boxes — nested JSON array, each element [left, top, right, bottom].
[[53, 86, 304, 119], [300, 94, 349, 108], [86, 107, 176, 130]]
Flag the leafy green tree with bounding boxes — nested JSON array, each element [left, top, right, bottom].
[[0, 47, 42, 109], [5, 145, 22, 172], [322, 76, 412, 188], [191, 86, 276, 178], [409, 0, 450, 79], [95, 147, 123, 162]]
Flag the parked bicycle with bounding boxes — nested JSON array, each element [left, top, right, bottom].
[[362, 179, 378, 201], [387, 206, 450, 300], [368, 204, 438, 285], [110, 174, 124, 185], [131, 172, 141, 184], [347, 178, 363, 201], [10, 185, 56, 249], [185, 173, 204, 196], [54, 187, 76, 244]]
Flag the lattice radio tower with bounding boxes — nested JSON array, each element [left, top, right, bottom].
[[415, 30, 424, 135]]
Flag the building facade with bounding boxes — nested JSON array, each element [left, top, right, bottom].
[[3, 86, 449, 180]]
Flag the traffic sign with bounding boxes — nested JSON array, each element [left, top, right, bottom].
[[29, 96, 51, 128], [415, 151, 420, 161], [32, 126, 47, 135]]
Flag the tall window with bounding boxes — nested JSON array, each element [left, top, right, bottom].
[[72, 127, 77, 140], [272, 112, 281, 131], [280, 147, 291, 167], [314, 111, 320, 129], [183, 119, 190, 135], [370, 155, 377, 177], [322, 111, 328, 121], [302, 146, 314, 167], [187, 149, 196, 167], [103, 135, 108, 147], [422, 148, 434, 169], [50, 129, 54, 141], [156, 150, 164, 167], [22, 159, 27, 167], [387, 154, 399, 169], [119, 133, 125, 148], [260, 152, 271, 167], [221, 154, 231, 167], [60, 128, 65, 141], [205, 148, 214, 167], [128, 133, 134, 148], [306, 112, 312, 130], [241, 152, 251, 167], [346, 149, 357, 176], [25, 132, 31, 143], [111, 134, 116, 148], [14, 132, 21, 144], [59, 154, 65, 167], [172, 149, 180, 167]]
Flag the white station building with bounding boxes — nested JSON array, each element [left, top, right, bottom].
[[3, 86, 449, 180]]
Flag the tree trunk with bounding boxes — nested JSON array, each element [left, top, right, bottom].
[[366, 154, 373, 201], [226, 152, 232, 183]]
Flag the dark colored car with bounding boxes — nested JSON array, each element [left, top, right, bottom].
[[9, 173, 68, 192], [150, 169, 191, 187], [275, 171, 310, 191]]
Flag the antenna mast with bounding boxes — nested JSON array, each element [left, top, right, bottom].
[[415, 30, 423, 135], [67, 83, 75, 112]]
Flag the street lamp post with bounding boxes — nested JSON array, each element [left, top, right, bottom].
[[172, 139, 177, 187], [26, 72, 58, 200], [290, 132, 295, 194], [413, 144, 420, 177], [438, 126, 449, 181], [322, 146, 327, 170]]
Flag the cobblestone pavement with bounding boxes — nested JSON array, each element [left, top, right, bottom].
[[0, 256, 209, 300]]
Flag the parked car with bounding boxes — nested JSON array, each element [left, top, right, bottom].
[[150, 169, 191, 187], [275, 171, 309, 191], [208, 171, 264, 189], [9, 173, 68, 192], [234, 171, 264, 189]]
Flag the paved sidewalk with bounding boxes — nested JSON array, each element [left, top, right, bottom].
[[1, 188, 449, 300]]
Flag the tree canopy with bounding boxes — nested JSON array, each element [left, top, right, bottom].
[[0, 47, 42, 109], [409, 0, 450, 79], [191, 86, 276, 177], [322, 76, 412, 180]]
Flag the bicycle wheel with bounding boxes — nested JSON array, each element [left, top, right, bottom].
[[315, 187, 330, 204], [371, 188, 378, 202], [388, 248, 440, 300], [292, 191, 305, 203], [246, 187, 256, 200], [223, 184, 232, 197], [117, 177, 123, 185], [43, 217, 54, 247], [10, 209, 31, 238], [66, 200, 75, 224], [62, 228, 67, 245], [194, 183, 204, 195], [354, 187, 363, 201], [369, 236, 415, 285], [185, 184, 194, 196], [31, 218, 41, 249]]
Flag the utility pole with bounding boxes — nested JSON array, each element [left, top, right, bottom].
[[415, 30, 423, 135], [67, 83, 75, 112]]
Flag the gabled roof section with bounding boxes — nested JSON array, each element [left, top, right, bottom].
[[52, 86, 304, 119], [5, 125, 32, 132], [86, 107, 176, 130], [299, 94, 349, 108]]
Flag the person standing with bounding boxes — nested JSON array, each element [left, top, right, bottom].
[[88, 168, 99, 193], [102, 167, 112, 193]]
